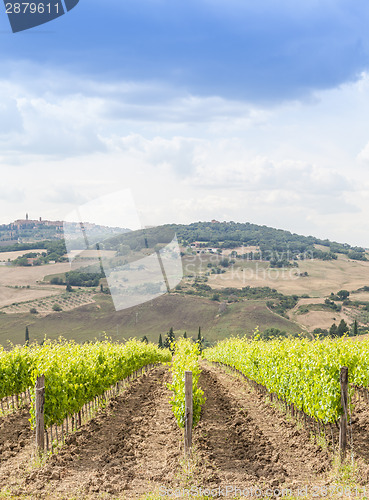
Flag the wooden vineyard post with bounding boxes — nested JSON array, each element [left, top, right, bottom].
[[339, 366, 348, 460], [35, 375, 45, 455], [184, 371, 193, 456]]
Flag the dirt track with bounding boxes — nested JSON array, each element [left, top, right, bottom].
[[1, 364, 369, 498]]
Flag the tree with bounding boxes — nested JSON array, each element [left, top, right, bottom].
[[329, 323, 338, 336], [158, 334, 163, 349], [25, 326, 29, 345], [163, 327, 176, 352], [353, 319, 358, 337], [337, 319, 348, 337], [183, 331, 187, 338], [100, 284, 104, 292], [337, 290, 350, 300], [66, 283, 72, 292], [141, 335, 148, 344], [52, 303, 62, 312], [259, 328, 288, 340], [197, 327, 203, 352]]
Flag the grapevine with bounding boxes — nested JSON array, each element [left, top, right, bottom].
[[203, 336, 369, 424], [168, 338, 205, 428], [0, 339, 171, 428]]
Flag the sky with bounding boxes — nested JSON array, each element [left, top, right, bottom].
[[1, 1, 369, 246]]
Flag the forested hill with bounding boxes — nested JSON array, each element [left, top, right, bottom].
[[102, 221, 367, 262]]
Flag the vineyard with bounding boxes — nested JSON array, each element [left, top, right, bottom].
[[1, 289, 96, 315], [1, 337, 369, 497], [204, 336, 369, 424]]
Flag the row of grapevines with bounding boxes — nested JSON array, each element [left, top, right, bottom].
[[0, 339, 171, 427], [168, 338, 205, 428], [0, 344, 35, 400], [29, 339, 171, 428], [203, 336, 369, 424]]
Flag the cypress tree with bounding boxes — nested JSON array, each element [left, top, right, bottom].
[[197, 326, 203, 352], [353, 320, 358, 337], [25, 326, 29, 345], [158, 334, 163, 349], [183, 331, 187, 338], [163, 327, 176, 353]]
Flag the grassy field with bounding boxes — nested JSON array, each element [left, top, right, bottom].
[[0, 292, 302, 347], [207, 255, 369, 297]]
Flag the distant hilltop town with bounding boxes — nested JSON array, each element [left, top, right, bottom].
[[0, 214, 127, 246]]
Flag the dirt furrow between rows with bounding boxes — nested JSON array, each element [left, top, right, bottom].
[[0, 406, 34, 495], [0, 361, 357, 499], [0, 366, 182, 499], [194, 363, 332, 493]]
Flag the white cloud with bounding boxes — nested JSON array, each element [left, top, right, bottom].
[[1, 65, 369, 245]]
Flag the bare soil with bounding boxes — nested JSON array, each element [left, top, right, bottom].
[[194, 364, 332, 494], [3, 364, 369, 498], [0, 263, 71, 309], [0, 366, 183, 499]]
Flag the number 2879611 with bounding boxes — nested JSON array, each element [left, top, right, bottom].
[[5, 3, 60, 14]]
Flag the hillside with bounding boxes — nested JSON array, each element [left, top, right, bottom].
[[102, 220, 368, 264], [0, 293, 302, 346], [0, 219, 368, 345]]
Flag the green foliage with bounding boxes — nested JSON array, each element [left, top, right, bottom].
[[324, 299, 341, 311], [313, 327, 329, 337], [258, 327, 289, 340], [0, 339, 170, 429], [99, 220, 364, 262], [8, 240, 67, 265], [197, 327, 203, 352], [168, 338, 205, 428], [329, 323, 338, 336], [163, 327, 176, 353], [50, 277, 64, 285], [52, 303, 62, 312], [337, 290, 350, 300], [353, 320, 358, 337], [337, 319, 349, 337], [65, 271, 103, 287], [348, 251, 367, 261], [13, 256, 31, 266], [203, 336, 369, 424]]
